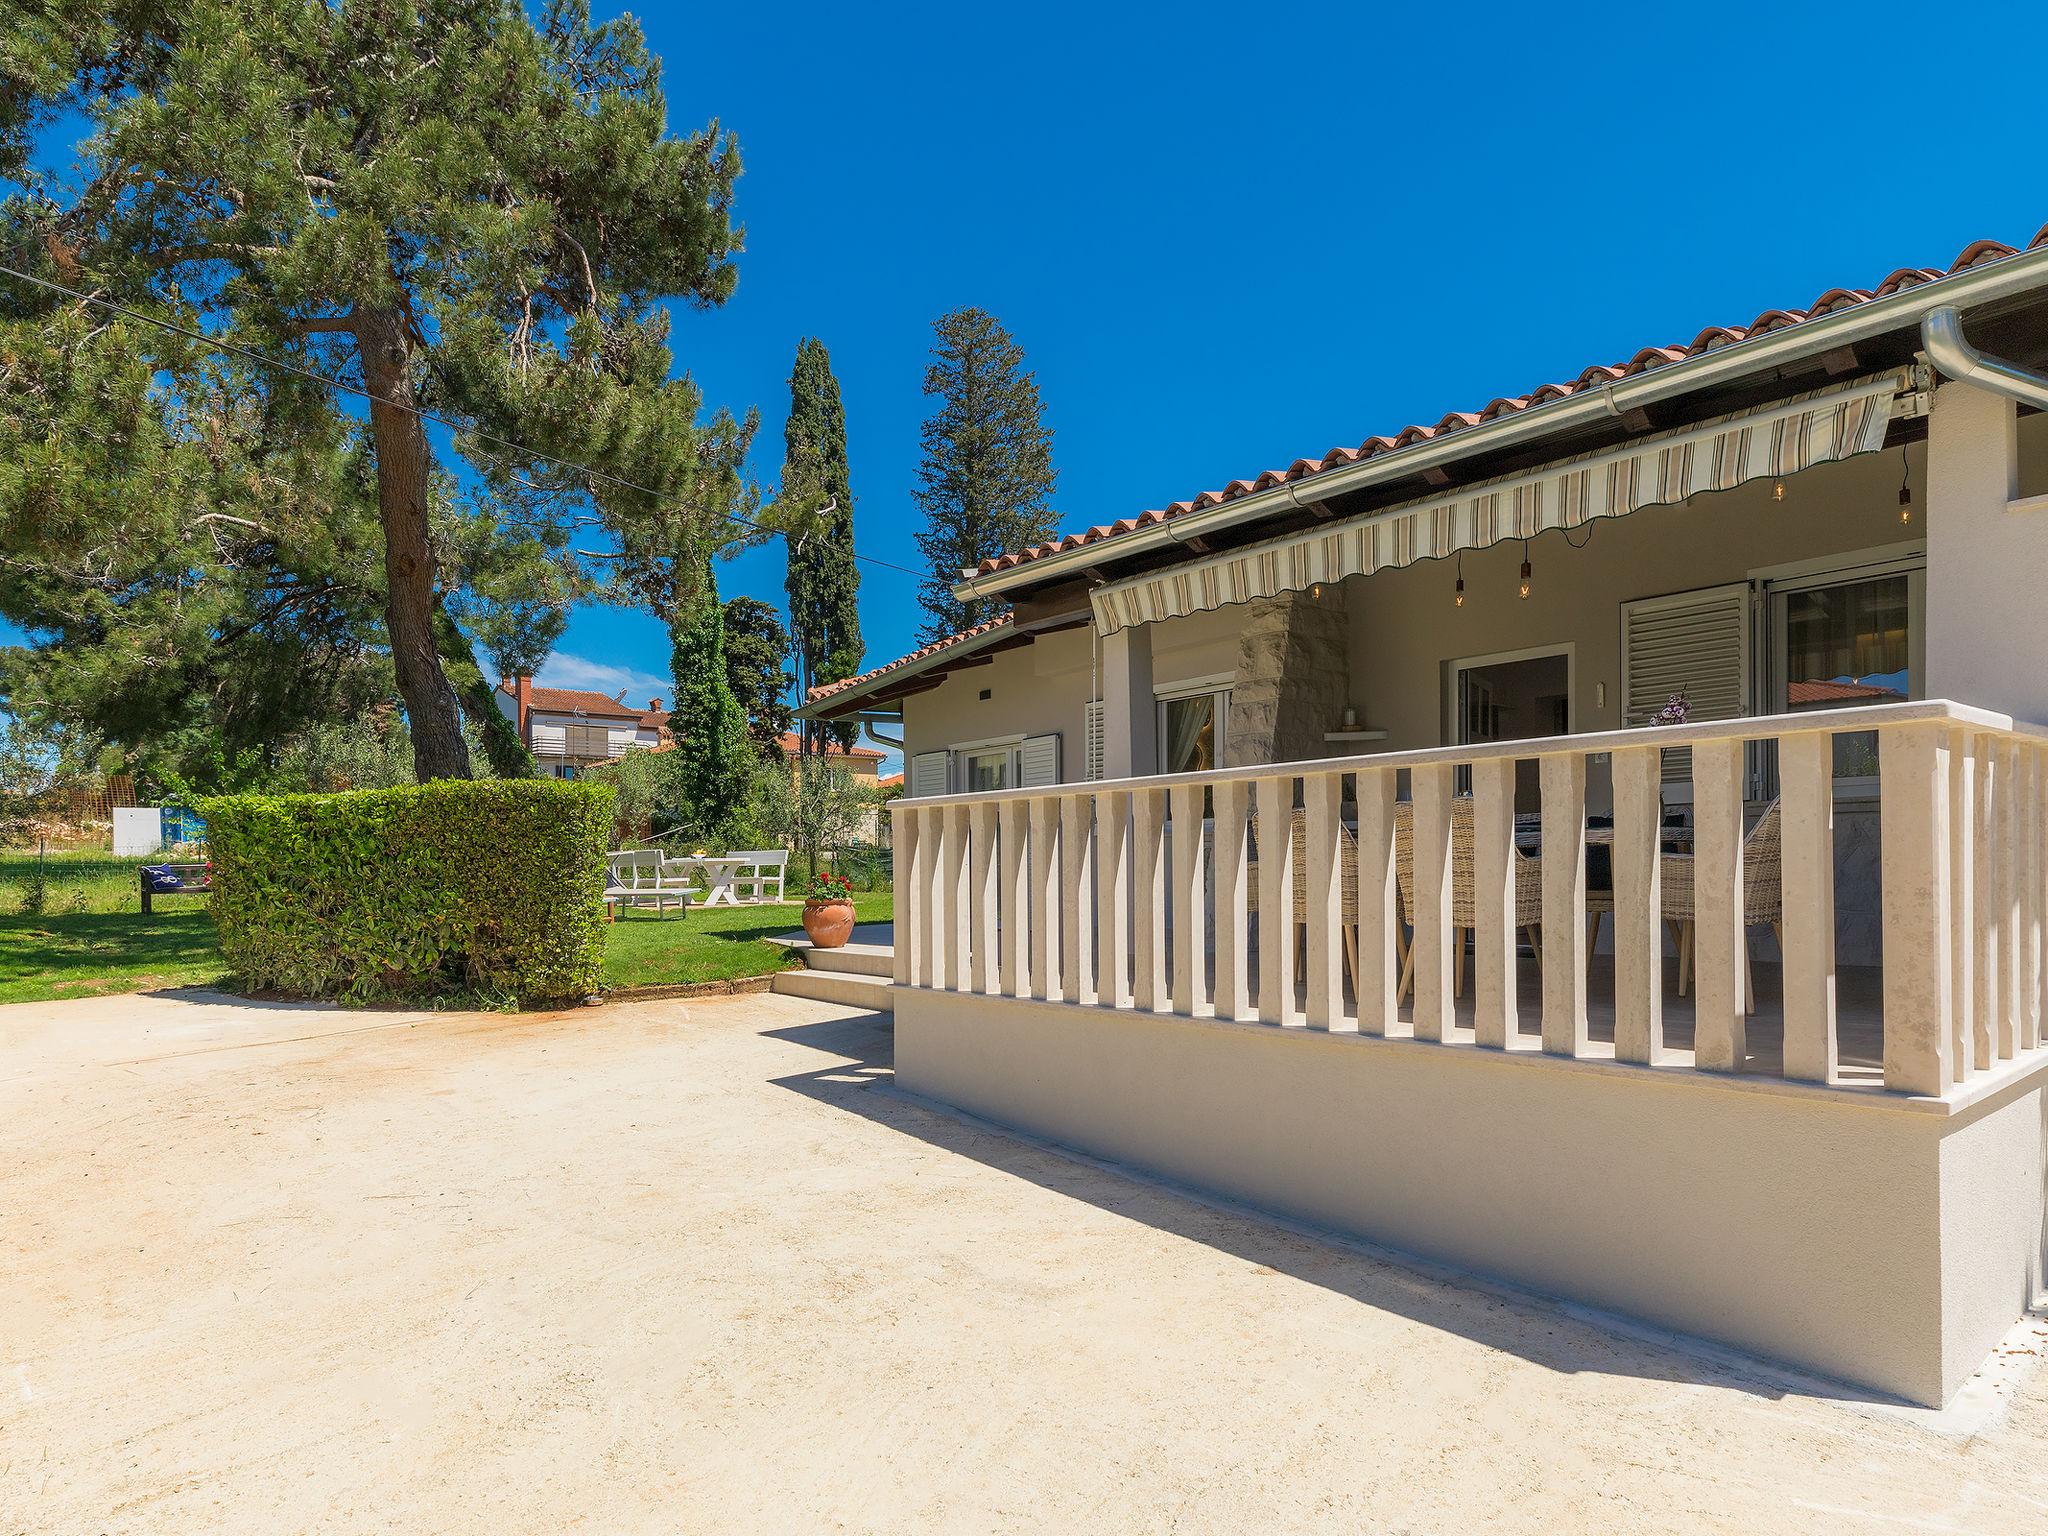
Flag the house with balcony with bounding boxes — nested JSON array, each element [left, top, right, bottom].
[[496, 677, 667, 777], [799, 223, 2048, 1408]]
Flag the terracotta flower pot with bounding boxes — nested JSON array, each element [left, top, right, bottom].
[[802, 897, 856, 949]]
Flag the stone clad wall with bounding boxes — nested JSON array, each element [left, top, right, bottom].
[[1224, 589, 1350, 767]]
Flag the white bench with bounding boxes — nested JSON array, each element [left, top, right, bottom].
[[603, 850, 696, 918], [724, 849, 790, 903]]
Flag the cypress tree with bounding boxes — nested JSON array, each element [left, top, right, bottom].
[[911, 308, 1059, 643], [780, 339, 863, 750], [669, 559, 751, 836]]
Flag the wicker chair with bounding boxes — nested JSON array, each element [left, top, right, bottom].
[[1247, 810, 1362, 991], [1393, 799, 1545, 1005], [1658, 800, 1783, 1015]]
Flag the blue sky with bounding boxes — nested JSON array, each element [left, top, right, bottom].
[[10, 0, 2048, 775]]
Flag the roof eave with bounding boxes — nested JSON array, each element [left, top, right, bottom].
[[794, 621, 1019, 721], [953, 243, 2048, 603]]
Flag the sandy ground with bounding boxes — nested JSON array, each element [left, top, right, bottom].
[[4, 990, 2048, 1535]]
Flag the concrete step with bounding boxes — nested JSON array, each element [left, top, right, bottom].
[[799, 942, 893, 978], [772, 967, 895, 1013]]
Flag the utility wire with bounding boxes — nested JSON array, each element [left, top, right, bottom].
[[0, 260, 928, 579]]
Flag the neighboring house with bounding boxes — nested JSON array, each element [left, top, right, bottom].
[[497, 676, 668, 778], [772, 731, 885, 789], [801, 222, 2048, 1409]]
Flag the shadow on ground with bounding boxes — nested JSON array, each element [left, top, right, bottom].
[[764, 1006, 1891, 1407]]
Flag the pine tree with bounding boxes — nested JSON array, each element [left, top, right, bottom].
[[7, 0, 751, 781], [911, 308, 1059, 642], [668, 559, 750, 835], [780, 339, 863, 750]]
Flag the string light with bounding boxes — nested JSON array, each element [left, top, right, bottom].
[[1773, 480, 1786, 501], [1453, 549, 1465, 608], [1517, 540, 1532, 600], [1899, 448, 1913, 525]]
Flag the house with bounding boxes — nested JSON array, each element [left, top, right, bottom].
[[496, 676, 667, 778], [772, 731, 886, 789], [800, 222, 2048, 1408]]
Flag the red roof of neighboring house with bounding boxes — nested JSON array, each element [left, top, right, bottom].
[[805, 616, 1014, 703], [878, 771, 903, 789], [775, 731, 884, 761], [499, 681, 642, 719], [1787, 678, 1905, 706], [645, 730, 885, 759], [969, 225, 2048, 580]]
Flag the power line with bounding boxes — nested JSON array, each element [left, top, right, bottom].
[[0, 260, 927, 579]]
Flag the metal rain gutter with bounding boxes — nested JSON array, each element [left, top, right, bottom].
[[1921, 304, 2048, 411], [955, 243, 2048, 603]]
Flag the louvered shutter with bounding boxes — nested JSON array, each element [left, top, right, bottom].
[[909, 751, 951, 799], [1020, 734, 1061, 788], [1083, 701, 1105, 781], [1621, 583, 1752, 784]]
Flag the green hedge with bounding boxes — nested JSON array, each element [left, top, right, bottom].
[[201, 779, 613, 1005]]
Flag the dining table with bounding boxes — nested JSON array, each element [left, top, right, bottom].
[[670, 854, 750, 907]]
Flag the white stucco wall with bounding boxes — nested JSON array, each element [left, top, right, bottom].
[[897, 987, 2048, 1407]]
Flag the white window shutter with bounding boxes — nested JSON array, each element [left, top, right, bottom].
[[1020, 734, 1061, 788], [1083, 701, 1105, 781], [909, 751, 951, 799], [1621, 583, 1752, 784]]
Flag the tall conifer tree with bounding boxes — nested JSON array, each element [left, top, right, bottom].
[[669, 558, 750, 834], [779, 338, 863, 751], [911, 308, 1058, 642]]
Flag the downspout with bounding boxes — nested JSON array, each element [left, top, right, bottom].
[[1921, 305, 2048, 410], [857, 716, 906, 752]]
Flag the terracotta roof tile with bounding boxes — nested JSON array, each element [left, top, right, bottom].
[[773, 730, 884, 760], [971, 224, 2048, 578], [500, 682, 642, 718], [804, 616, 1014, 704]]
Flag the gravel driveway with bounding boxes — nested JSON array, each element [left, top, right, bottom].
[[4, 988, 2047, 1534]]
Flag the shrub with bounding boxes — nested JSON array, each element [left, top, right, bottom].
[[201, 778, 613, 1006]]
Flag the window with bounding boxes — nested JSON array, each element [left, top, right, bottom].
[[1766, 557, 1921, 787], [963, 747, 1016, 792], [1781, 574, 1911, 710], [1156, 688, 1228, 775]]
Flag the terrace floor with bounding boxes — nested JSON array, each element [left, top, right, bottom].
[[4, 988, 2043, 1533]]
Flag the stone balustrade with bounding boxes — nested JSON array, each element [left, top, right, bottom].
[[891, 699, 2048, 1101]]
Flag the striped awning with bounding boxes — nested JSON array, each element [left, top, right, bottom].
[[1090, 372, 1909, 636]]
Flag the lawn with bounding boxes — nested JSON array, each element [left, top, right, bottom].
[[0, 893, 896, 1005], [602, 893, 894, 988], [0, 910, 228, 1004]]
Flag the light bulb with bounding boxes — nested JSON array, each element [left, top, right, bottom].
[[1518, 559, 1532, 600], [1454, 576, 1465, 608], [1899, 485, 1912, 525], [1773, 480, 1785, 502]]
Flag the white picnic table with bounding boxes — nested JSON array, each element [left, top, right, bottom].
[[669, 854, 750, 907]]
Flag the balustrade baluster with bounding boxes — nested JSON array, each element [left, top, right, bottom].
[[1470, 757, 1517, 1050], [1539, 752, 1589, 1057], [1611, 744, 1664, 1065], [1355, 768, 1397, 1037], [1779, 731, 1837, 1082]]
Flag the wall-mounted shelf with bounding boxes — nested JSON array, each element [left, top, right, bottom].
[[1324, 729, 1389, 744]]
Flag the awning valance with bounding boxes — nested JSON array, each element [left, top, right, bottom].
[[1090, 372, 1909, 636]]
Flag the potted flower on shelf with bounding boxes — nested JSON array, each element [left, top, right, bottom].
[[801, 870, 857, 949]]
